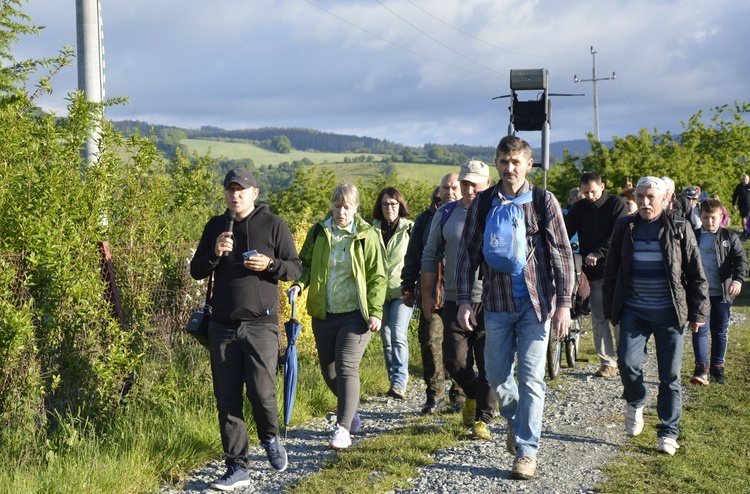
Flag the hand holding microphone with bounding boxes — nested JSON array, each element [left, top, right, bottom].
[[216, 211, 236, 257]]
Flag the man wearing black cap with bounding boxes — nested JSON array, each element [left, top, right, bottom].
[[190, 168, 301, 490]]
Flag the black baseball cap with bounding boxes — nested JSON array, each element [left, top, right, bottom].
[[224, 168, 257, 189]]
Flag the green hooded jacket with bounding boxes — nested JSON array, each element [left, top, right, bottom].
[[295, 214, 386, 321], [373, 218, 413, 301]]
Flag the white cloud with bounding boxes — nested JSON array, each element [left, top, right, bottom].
[[13, 0, 749, 147]]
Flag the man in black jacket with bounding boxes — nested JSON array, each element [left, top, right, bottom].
[[190, 169, 301, 491], [565, 171, 628, 378], [603, 176, 708, 457], [401, 173, 464, 414], [731, 173, 750, 235]]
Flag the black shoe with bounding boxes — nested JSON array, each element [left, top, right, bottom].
[[420, 397, 445, 414], [449, 398, 465, 414], [710, 365, 726, 385]]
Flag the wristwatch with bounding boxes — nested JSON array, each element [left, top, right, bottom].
[[267, 259, 275, 271]]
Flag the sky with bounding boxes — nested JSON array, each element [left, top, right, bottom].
[[12, 0, 750, 148]]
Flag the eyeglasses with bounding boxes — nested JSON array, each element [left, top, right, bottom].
[[382, 202, 399, 209]]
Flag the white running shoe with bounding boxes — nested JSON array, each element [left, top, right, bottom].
[[624, 403, 644, 436], [329, 424, 352, 450]]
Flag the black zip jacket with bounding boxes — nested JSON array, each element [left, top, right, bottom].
[[190, 204, 301, 324], [565, 191, 628, 281]]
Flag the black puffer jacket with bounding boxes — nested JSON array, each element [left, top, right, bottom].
[[602, 213, 709, 327]]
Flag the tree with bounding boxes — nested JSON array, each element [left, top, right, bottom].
[[272, 135, 292, 153]]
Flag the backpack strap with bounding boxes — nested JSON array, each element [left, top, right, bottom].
[[440, 200, 459, 229], [532, 185, 547, 244]]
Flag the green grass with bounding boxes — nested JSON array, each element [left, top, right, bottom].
[[4, 265, 750, 493], [181, 138, 457, 185], [596, 291, 750, 493], [181, 139, 386, 166]]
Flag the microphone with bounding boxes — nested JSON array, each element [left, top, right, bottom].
[[222, 210, 236, 257]]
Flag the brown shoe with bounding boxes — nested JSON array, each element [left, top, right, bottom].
[[511, 456, 537, 480], [594, 365, 618, 378]]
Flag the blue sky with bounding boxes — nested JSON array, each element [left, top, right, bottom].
[[13, 0, 750, 147]]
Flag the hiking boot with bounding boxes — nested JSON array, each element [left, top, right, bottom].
[[449, 397, 465, 414], [511, 455, 537, 480], [506, 421, 516, 455], [470, 421, 491, 440], [624, 403, 644, 437], [329, 424, 352, 450], [260, 436, 288, 472], [210, 464, 251, 491], [461, 398, 477, 427], [350, 411, 362, 434], [421, 397, 445, 415], [689, 364, 709, 386], [710, 365, 726, 385], [656, 436, 680, 456], [387, 385, 406, 400], [594, 364, 618, 378]]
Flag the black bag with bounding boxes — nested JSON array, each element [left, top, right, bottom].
[[185, 273, 213, 349]]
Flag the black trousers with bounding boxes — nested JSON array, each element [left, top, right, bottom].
[[209, 319, 280, 469], [441, 300, 496, 424]]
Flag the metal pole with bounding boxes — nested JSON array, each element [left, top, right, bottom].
[[76, 0, 105, 165], [573, 46, 615, 142], [591, 47, 600, 142]]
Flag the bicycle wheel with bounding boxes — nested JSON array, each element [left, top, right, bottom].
[[565, 319, 581, 368], [547, 335, 562, 379], [565, 333, 579, 368]]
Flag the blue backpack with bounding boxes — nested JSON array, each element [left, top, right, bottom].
[[478, 185, 546, 275]]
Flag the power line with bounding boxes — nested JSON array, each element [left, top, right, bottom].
[[375, 0, 504, 76], [302, 0, 503, 79], [404, 0, 557, 58]]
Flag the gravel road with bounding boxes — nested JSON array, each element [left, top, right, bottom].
[[161, 340, 670, 494]]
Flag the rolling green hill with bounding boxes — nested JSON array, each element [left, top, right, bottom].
[[181, 138, 387, 166], [180, 138, 459, 185]]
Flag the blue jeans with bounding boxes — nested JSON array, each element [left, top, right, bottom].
[[380, 298, 414, 390], [692, 296, 731, 367], [484, 296, 549, 458], [618, 306, 683, 439]]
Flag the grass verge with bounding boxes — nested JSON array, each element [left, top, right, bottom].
[[596, 298, 750, 494]]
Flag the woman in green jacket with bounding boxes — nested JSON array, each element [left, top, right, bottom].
[[372, 186, 414, 400], [289, 183, 386, 450]]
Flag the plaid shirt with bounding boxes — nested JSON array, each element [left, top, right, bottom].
[[456, 181, 575, 322]]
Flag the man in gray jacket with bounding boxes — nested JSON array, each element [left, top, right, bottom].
[[603, 176, 708, 457]]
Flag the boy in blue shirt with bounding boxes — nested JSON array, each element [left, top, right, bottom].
[[690, 198, 748, 385]]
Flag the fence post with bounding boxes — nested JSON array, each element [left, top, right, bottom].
[[98, 241, 125, 331]]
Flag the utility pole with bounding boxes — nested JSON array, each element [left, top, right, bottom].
[[574, 46, 615, 142], [75, 0, 105, 165]]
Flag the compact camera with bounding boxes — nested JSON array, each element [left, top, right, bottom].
[[243, 250, 258, 260]]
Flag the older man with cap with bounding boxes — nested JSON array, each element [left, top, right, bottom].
[[190, 168, 302, 490], [422, 160, 496, 441], [603, 176, 708, 457]]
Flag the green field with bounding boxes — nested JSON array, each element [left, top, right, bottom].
[[181, 138, 459, 186]]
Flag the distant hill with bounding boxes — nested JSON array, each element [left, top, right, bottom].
[[111, 120, 607, 163]]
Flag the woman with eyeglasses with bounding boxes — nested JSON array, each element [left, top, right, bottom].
[[289, 183, 386, 450], [372, 186, 414, 401]]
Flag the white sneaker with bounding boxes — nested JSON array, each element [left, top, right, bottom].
[[624, 403, 644, 436], [656, 436, 680, 456], [329, 424, 352, 450]]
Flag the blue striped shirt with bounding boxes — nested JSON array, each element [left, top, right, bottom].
[[626, 218, 672, 309]]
